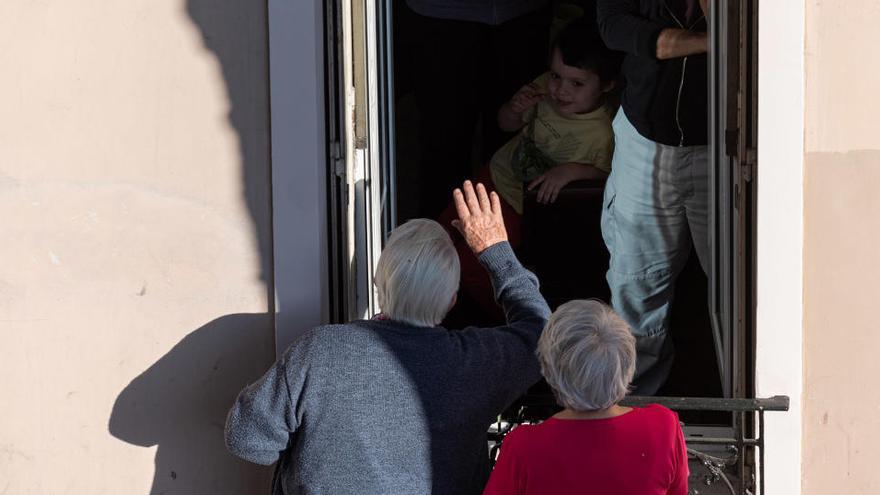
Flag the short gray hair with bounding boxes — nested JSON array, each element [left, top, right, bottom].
[[537, 300, 636, 411], [374, 219, 460, 327]]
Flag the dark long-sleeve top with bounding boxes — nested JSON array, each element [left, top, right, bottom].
[[225, 242, 551, 495], [406, 0, 547, 25], [597, 0, 708, 146]]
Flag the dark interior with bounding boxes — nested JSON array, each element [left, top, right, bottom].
[[391, 0, 723, 418]]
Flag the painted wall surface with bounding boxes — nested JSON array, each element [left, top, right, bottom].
[[803, 1, 880, 493], [0, 0, 276, 492]]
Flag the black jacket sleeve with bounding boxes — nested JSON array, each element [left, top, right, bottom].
[[596, 0, 666, 59]]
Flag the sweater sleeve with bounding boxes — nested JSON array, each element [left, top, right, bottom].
[[224, 336, 310, 465], [596, 0, 665, 59], [474, 242, 552, 409], [480, 242, 550, 329]]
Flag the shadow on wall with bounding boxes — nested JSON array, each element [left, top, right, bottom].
[[186, 0, 274, 295], [109, 0, 276, 493], [109, 314, 276, 493]]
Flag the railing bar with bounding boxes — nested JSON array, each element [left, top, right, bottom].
[[684, 437, 759, 446], [759, 409, 766, 495], [738, 411, 746, 495], [513, 395, 789, 412], [620, 395, 790, 412]]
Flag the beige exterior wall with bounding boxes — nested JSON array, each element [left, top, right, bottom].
[[0, 1, 275, 493], [7, 0, 878, 493], [803, 0, 880, 493]]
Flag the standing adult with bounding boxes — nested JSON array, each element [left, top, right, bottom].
[[596, 0, 709, 395], [225, 182, 552, 494], [398, 0, 551, 218]]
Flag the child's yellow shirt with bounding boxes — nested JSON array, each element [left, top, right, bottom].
[[489, 73, 614, 214]]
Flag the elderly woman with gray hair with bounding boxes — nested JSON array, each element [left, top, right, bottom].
[[225, 181, 552, 495], [483, 300, 689, 495]]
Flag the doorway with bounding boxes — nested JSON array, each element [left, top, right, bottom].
[[325, 0, 758, 406]]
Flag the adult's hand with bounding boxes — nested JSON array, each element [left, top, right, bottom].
[[655, 28, 707, 59], [451, 181, 508, 255]]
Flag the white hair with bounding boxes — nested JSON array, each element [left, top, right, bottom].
[[537, 300, 636, 411], [374, 219, 460, 327]]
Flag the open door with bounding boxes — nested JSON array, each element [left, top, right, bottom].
[[332, 0, 758, 400], [326, 0, 396, 323], [708, 0, 758, 399]]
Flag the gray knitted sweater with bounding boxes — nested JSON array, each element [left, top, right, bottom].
[[225, 242, 551, 495]]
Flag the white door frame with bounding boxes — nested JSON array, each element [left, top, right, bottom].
[[265, 1, 806, 490], [756, 0, 805, 493], [268, 0, 330, 353]]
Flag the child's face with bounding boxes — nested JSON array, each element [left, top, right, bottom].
[[547, 48, 608, 116]]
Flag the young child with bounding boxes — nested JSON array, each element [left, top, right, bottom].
[[490, 22, 618, 215], [440, 22, 620, 325]]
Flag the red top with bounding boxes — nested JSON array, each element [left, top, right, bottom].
[[483, 405, 689, 495]]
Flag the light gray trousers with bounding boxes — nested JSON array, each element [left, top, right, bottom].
[[601, 110, 709, 395]]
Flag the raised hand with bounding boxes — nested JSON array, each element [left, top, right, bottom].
[[451, 181, 508, 255], [509, 82, 545, 114]]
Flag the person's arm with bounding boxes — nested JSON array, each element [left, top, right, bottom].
[[655, 28, 707, 59], [597, 0, 666, 58], [597, 0, 707, 60], [451, 181, 550, 329], [526, 120, 615, 204], [498, 83, 544, 132], [451, 182, 552, 407], [225, 339, 309, 465], [527, 162, 609, 204]]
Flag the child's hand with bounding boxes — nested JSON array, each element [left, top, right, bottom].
[[527, 163, 583, 204], [509, 83, 545, 114], [498, 82, 545, 131]]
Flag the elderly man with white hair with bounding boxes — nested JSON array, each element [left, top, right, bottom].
[[482, 300, 689, 495], [225, 181, 552, 495]]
